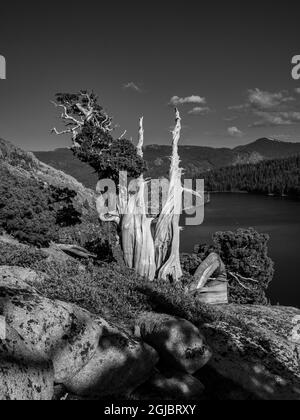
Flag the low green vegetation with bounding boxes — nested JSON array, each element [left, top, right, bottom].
[[0, 226, 274, 333], [0, 239, 210, 327], [0, 167, 82, 247], [31, 258, 226, 329], [0, 242, 47, 267]]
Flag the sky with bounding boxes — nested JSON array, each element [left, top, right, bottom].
[[0, 1, 300, 151]]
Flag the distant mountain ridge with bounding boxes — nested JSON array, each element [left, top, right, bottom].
[[34, 138, 300, 188], [234, 138, 300, 159]]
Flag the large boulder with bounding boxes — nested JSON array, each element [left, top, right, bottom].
[[136, 312, 212, 374], [0, 266, 159, 397], [0, 274, 102, 383], [0, 324, 54, 400], [199, 304, 300, 400], [64, 321, 159, 397]]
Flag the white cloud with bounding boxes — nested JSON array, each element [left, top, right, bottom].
[[251, 111, 300, 127], [229, 89, 296, 113], [228, 126, 244, 137], [248, 88, 294, 111], [169, 95, 206, 107], [188, 106, 211, 116], [123, 82, 142, 92], [229, 88, 300, 127]]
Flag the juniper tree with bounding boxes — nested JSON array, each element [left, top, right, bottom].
[[52, 91, 191, 281]]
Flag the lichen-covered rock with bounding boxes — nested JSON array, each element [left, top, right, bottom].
[[0, 266, 159, 398], [0, 324, 54, 400], [0, 269, 102, 383], [64, 322, 159, 397], [1, 298, 102, 384], [50, 304, 103, 383], [0, 266, 47, 291], [199, 304, 300, 400], [135, 369, 205, 400], [136, 312, 212, 374]]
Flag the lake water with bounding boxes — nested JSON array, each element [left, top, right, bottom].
[[181, 193, 300, 308]]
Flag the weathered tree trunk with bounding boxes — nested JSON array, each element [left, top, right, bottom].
[[155, 109, 183, 282], [120, 110, 184, 281], [191, 253, 226, 291], [121, 117, 156, 280], [189, 253, 228, 305]]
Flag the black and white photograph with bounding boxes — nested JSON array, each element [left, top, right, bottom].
[[0, 1, 300, 404]]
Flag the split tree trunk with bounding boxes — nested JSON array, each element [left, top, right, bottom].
[[52, 95, 189, 284], [99, 109, 185, 282], [121, 117, 156, 280]]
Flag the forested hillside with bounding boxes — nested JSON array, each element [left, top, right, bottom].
[[199, 155, 300, 196], [35, 138, 300, 188]]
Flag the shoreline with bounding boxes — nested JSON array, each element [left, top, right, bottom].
[[208, 190, 300, 200]]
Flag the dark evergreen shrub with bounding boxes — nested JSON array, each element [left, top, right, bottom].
[[0, 167, 82, 247], [194, 228, 274, 305], [54, 92, 148, 185]]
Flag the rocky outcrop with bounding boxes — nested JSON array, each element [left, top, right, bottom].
[[0, 324, 54, 400], [2, 264, 300, 400], [0, 265, 48, 290], [0, 266, 158, 399], [0, 274, 102, 383], [233, 151, 264, 166], [136, 312, 212, 374], [199, 304, 300, 400], [64, 322, 158, 397]]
